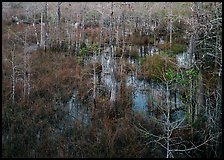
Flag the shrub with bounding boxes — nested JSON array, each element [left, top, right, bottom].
[[157, 42, 170, 51], [50, 40, 60, 52], [140, 54, 177, 82], [171, 43, 187, 55], [115, 47, 122, 57], [147, 37, 154, 45], [79, 47, 87, 57], [129, 49, 139, 60], [60, 40, 69, 52]]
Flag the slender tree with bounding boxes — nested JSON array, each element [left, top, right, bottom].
[[40, 11, 43, 47], [10, 40, 16, 104], [109, 2, 117, 107], [56, 2, 62, 49], [44, 2, 48, 52]]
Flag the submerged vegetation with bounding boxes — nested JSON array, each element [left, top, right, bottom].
[[2, 2, 222, 158]]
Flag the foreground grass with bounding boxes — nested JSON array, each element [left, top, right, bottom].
[[2, 46, 157, 158]]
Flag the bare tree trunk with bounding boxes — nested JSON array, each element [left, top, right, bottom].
[[80, 3, 86, 47], [214, 2, 221, 128], [109, 2, 116, 107], [11, 42, 16, 104], [57, 2, 61, 23], [120, 12, 124, 107], [93, 54, 96, 108], [98, 22, 103, 80], [196, 29, 206, 121], [116, 15, 120, 52], [122, 13, 125, 55], [154, 20, 156, 46], [74, 14, 78, 53], [57, 2, 61, 48], [33, 14, 39, 45], [27, 53, 31, 98], [44, 2, 48, 52], [169, 4, 172, 49], [92, 14, 99, 108], [66, 20, 71, 51], [23, 29, 27, 100], [188, 34, 195, 125], [189, 3, 197, 124], [165, 58, 171, 158], [169, 17, 172, 49], [40, 12, 43, 47], [215, 16, 222, 157]]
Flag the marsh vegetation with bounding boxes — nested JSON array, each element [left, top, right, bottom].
[[2, 2, 222, 158]]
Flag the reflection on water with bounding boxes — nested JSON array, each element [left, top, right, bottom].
[[24, 44, 39, 53], [67, 47, 188, 127], [67, 90, 89, 126], [176, 52, 190, 68], [125, 74, 186, 125]]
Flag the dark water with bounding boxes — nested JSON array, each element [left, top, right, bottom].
[[24, 44, 39, 53], [67, 46, 188, 126], [67, 90, 89, 126]]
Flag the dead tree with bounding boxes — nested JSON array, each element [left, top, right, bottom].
[[57, 2, 62, 47], [44, 2, 48, 52], [109, 2, 117, 108], [10, 41, 16, 104]]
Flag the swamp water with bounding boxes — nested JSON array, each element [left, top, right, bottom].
[[66, 46, 188, 127]]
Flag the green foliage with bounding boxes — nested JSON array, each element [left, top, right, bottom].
[[79, 47, 87, 57], [154, 20, 168, 37], [140, 54, 177, 82], [138, 56, 146, 65], [90, 42, 98, 51], [60, 40, 69, 52], [88, 42, 100, 55], [157, 42, 170, 51], [186, 68, 198, 78], [170, 43, 187, 55], [129, 49, 139, 60], [114, 47, 122, 57], [159, 44, 187, 56], [165, 68, 176, 81], [50, 40, 70, 52], [147, 37, 154, 45], [165, 68, 198, 84], [2, 2, 222, 158]]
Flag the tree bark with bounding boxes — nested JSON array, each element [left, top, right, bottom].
[[11, 42, 16, 104], [40, 12, 43, 47], [57, 2, 61, 48], [33, 14, 39, 45], [109, 2, 116, 107], [44, 2, 49, 52], [169, 3, 172, 49]]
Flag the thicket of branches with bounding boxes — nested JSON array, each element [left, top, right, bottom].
[[2, 2, 222, 158]]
